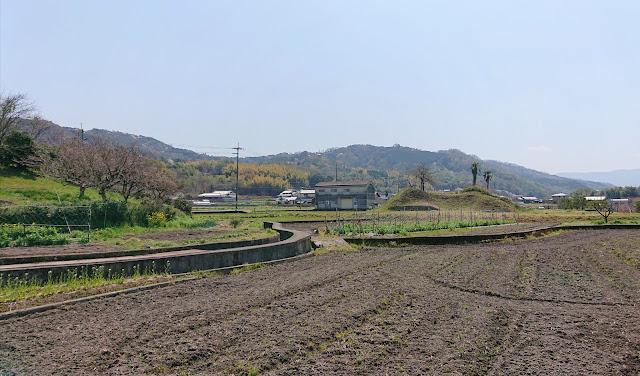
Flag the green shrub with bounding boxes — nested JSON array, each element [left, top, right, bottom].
[[146, 212, 168, 227], [0, 224, 69, 248], [173, 197, 193, 215]]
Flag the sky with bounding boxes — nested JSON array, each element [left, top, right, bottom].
[[1, 0, 639, 174]]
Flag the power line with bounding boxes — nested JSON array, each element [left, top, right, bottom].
[[171, 143, 236, 150]]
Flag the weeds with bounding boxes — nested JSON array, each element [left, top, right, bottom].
[[326, 218, 514, 236], [0, 224, 69, 247], [0, 265, 167, 304], [230, 263, 264, 275]]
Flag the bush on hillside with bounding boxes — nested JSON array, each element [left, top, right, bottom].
[[172, 197, 193, 215], [461, 186, 493, 195], [0, 131, 36, 171]]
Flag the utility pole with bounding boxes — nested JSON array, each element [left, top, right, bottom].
[[79, 123, 84, 140], [335, 162, 338, 181], [232, 143, 243, 212]]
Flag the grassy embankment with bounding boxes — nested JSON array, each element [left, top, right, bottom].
[[0, 168, 120, 205], [0, 168, 274, 248]]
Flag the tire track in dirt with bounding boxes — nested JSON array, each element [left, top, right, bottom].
[[424, 272, 634, 307]]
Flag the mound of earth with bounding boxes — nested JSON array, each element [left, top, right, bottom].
[[383, 188, 516, 211]]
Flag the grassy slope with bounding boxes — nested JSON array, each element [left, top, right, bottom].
[[0, 168, 120, 205], [382, 187, 518, 211]]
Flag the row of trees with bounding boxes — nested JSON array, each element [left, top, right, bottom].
[[407, 161, 495, 193], [571, 186, 640, 200], [2, 90, 178, 202], [38, 137, 178, 202], [471, 162, 493, 189]]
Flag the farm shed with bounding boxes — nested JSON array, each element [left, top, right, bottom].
[[315, 181, 376, 210]]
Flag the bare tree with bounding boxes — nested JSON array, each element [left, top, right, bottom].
[[1, 92, 36, 144], [22, 116, 53, 142], [411, 163, 435, 191], [591, 200, 615, 223], [40, 137, 96, 197], [143, 161, 179, 201]]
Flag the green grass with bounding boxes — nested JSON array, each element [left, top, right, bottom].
[[327, 218, 514, 236], [230, 263, 264, 274], [382, 188, 517, 211], [98, 230, 275, 249], [0, 167, 121, 204], [0, 265, 160, 304]]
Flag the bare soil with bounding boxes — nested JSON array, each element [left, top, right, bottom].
[[0, 228, 255, 259], [1, 229, 639, 375]]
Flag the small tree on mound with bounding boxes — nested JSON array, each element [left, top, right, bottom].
[[411, 163, 435, 191]]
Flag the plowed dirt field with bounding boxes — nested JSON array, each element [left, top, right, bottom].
[[1, 229, 639, 375]]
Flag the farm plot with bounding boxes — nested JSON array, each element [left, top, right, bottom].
[[1, 230, 639, 375]]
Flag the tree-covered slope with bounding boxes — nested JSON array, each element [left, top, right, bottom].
[[245, 145, 610, 198]]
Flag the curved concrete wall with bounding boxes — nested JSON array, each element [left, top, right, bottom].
[[0, 222, 311, 285], [344, 223, 640, 247], [0, 234, 281, 265], [344, 225, 558, 246]]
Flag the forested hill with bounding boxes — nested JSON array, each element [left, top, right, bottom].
[[24, 119, 610, 198], [244, 145, 610, 198], [21, 119, 212, 163]]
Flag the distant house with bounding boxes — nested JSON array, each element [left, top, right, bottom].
[[275, 190, 298, 205], [551, 193, 568, 204], [315, 181, 376, 210], [611, 198, 632, 212], [296, 189, 315, 205], [198, 191, 236, 202]]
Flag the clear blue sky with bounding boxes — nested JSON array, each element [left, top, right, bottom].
[[2, 0, 639, 174]]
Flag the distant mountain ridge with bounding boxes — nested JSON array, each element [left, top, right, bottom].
[[26, 119, 213, 163], [23, 120, 611, 198], [557, 169, 640, 187], [245, 145, 611, 198]]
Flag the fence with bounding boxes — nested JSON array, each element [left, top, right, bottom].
[[0, 204, 92, 244], [324, 209, 518, 236]]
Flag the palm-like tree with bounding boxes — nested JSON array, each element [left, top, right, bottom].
[[483, 170, 493, 190], [470, 162, 480, 186]]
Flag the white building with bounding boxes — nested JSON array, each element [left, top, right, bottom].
[[198, 191, 236, 202]]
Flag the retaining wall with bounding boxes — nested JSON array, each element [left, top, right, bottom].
[[0, 222, 311, 285], [343, 223, 640, 247], [0, 234, 281, 265], [344, 224, 559, 246]]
